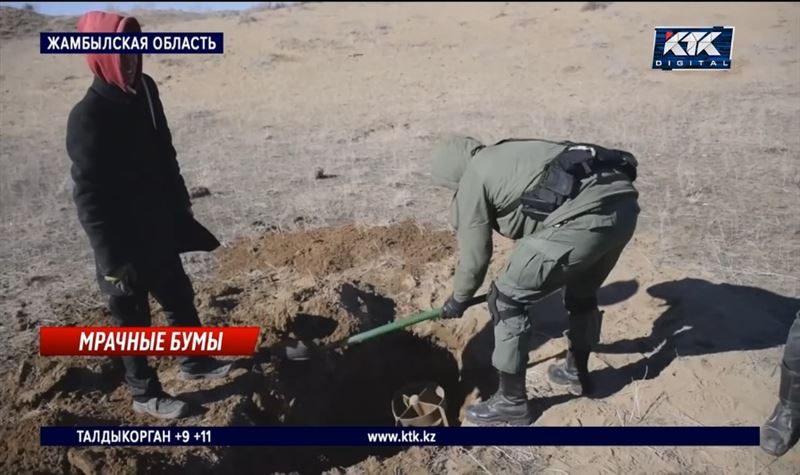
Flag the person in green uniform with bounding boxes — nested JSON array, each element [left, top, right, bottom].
[[761, 311, 800, 456], [431, 136, 640, 426]]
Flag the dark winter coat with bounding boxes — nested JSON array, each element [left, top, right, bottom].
[[66, 74, 219, 296]]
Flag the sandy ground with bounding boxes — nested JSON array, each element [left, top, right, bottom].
[[0, 2, 799, 474]]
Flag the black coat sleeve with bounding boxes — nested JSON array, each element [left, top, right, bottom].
[[143, 74, 192, 212], [66, 104, 126, 275]]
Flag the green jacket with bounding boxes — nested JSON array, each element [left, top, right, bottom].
[[431, 136, 639, 301]]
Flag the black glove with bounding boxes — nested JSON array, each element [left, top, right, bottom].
[[441, 295, 470, 319]]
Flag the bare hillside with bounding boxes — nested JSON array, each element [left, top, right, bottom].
[[0, 2, 798, 473]]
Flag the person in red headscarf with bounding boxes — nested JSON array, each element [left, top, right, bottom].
[[66, 11, 231, 420]]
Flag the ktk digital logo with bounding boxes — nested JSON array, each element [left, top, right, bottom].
[[652, 26, 735, 71]]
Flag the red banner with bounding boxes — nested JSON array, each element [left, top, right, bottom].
[[39, 327, 260, 356]]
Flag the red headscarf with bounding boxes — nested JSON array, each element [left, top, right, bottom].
[[76, 11, 143, 92]]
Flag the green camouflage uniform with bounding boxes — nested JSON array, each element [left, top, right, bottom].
[[431, 136, 640, 374]]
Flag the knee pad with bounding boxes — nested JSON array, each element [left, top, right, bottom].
[[489, 282, 528, 325]]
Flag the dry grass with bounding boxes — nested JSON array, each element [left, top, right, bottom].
[[1, 2, 799, 473]]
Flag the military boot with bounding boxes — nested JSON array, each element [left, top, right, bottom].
[[547, 300, 602, 396], [179, 357, 233, 381], [132, 392, 190, 420], [465, 371, 534, 426], [547, 340, 592, 396], [761, 362, 800, 457]]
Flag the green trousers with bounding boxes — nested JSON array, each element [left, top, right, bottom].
[[492, 196, 640, 374]]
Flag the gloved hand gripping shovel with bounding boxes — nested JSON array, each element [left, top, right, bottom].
[[277, 294, 487, 361]]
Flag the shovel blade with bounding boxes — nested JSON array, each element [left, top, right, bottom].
[[277, 340, 317, 361]]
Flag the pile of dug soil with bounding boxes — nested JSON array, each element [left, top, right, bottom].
[[0, 222, 483, 473], [217, 221, 455, 279]]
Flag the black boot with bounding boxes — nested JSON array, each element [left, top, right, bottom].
[[179, 356, 233, 381], [465, 371, 534, 426], [761, 363, 800, 456], [547, 349, 592, 396]]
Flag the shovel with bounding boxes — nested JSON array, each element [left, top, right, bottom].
[[276, 293, 488, 361]]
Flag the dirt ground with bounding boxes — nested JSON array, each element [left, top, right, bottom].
[[0, 2, 799, 474]]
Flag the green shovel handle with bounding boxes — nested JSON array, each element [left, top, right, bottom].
[[337, 293, 488, 348]]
